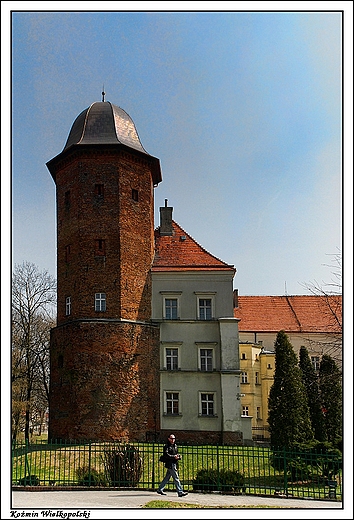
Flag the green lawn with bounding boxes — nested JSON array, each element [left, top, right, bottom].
[[12, 440, 342, 501]]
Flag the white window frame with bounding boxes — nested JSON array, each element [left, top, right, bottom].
[[164, 391, 180, 415], [198, 346, 215, 371], [65, 296, 71, 316], [165, 346, 180, 371], [241, 371, 248, 384], [160, 292, 181, 320], [242, 406, 249, 416], [311, 356, 320, 371], [195, 292, 216, 320], [95, 292, 106, 312], [199, 392, 216, 417]]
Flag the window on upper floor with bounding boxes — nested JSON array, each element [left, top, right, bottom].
[[241, 371, 248, 384], [199, 348, 213, 371], [132, 188, 139, 202], [166, 348, 179, 370], [65, 296, 71, 316], [199, 392, 216, 417], [242, 406, 249, 416], [64, 190, 71, 209], [58, 354, 64, 368], [311, 356, 320, 372], [241, 353, 246, 360], [95, 293, 106, 312], [256, 407, 261, 419], [165, 298, 178, 320], [95, 184, 104, 197], [255, 371, 259, 384], [198, 298, 212, 320], [165, 392, 180, 415], [161, 292, 181, 320], [95, 239, 106, 256], [65, 245, 71, 263]]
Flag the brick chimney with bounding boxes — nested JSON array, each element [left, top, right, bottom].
[[159, 199, 173, 235]]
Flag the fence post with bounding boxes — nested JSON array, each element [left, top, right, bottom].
[[216, 444, 220, 491], [283, 447, 288, 496], [152, 444, 155, 489], [25, 438, 31, 485], [88, 442, 92, 487]]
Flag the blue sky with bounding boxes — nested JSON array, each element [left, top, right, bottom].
[[5, 4, 349, 296]]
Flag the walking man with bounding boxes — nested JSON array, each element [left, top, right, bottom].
[[157, 434, 188, 497]]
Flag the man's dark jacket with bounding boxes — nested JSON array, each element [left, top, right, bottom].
[[162, 442, 179, 469]]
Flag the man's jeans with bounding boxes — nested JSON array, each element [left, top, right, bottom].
[[158, 463, 183, 494]]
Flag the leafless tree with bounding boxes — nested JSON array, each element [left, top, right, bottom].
[[12, 262, 56, 441], [301, 250, 342, 366]]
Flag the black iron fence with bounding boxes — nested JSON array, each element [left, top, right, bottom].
[[12, 440, 342, 501]]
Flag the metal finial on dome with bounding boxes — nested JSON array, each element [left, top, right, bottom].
[[102, 86, 105, 102]]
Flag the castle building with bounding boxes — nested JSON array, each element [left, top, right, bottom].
[[152, 204, 246, 444], [46, 100, 162, 441], [46, 98, 244, 444]]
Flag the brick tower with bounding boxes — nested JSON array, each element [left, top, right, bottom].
[[46, 98, 162, 441]]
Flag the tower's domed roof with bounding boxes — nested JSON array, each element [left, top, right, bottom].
[[64, 101, 148, 154], [47, 100, 162, 185]]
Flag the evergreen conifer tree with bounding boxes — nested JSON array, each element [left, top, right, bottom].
[[299, 346, 327, 442], [319, 354, 342, 444], [268, 330, 314, 448]]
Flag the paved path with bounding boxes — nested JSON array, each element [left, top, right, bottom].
[[11, 489, 342, 511]]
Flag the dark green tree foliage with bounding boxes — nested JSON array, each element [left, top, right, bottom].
[[268, 331, 314, 448], [299, 346, 327, 442], [319, 354, 342, 444]]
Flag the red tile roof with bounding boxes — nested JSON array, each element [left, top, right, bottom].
[[152, 221, 235, 272], [234, 295, 342, 334]]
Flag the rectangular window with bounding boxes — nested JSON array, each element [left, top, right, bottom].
[[200, 393, 215, 416], [65, 245, 71, 262], [311, 356, 320, 371], [166, 392, 179, 415], [165, 298, 178, 320], [65, 296, 71, 316], [199, 298, 212, 320], [95, 293, 106, 312], [242, 406, 249, 416], [255, 372, 259, 384], [95, 184, 104, 196], [65, 190, 71, 208], [132, 189, 139, 201], [256, 407, 261, 419], [241, 372, 248, 383], [166, 348, 178, 370], [200, 349, 213, 371], [241, 353, 246, 360], [95, 239, 106, 256]]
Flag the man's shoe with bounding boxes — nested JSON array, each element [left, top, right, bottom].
[[178, 492, 188, 497], [157, 489, 167, 495]]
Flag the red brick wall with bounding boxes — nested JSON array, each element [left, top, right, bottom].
[[54, 148, 155, 324], [48, 145, 160, 441], [49, 320, 160, 441]]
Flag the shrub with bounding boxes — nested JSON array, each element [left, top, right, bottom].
[[18, 475, 40, 486], [269, 442, 342, 482], [75, 465, 108, 487], [192, 468, 244, 493], [102, 444, 142, 487]]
